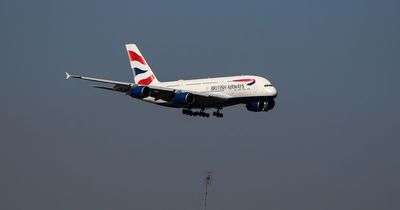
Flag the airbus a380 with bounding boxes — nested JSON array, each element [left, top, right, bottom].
[[66, 44, 277, 118]]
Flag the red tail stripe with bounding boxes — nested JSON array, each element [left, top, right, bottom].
[[137, 75, 155, 85], [128, 50, 146, 65]]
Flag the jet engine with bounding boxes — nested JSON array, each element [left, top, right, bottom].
[[172, 92, 195, 104], [128, 86, 150, 98], [246, 100, 275, 112]]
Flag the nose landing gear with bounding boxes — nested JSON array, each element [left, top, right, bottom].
[[212, 109, 223, 118]]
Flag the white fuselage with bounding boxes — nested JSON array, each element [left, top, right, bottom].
[[143, 75, 277, 108]]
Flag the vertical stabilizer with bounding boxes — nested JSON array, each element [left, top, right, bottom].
[[125, 44, 159, 85]]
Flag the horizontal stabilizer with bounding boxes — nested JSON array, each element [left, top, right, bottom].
[[90, 85, 115, 91]]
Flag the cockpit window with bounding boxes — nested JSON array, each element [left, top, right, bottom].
[[264, 84, 273, 87]]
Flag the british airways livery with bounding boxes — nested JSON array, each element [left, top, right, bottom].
[[66, 44, 277, 118]]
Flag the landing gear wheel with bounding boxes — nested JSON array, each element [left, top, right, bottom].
[[183, 108, 212, 118], [182, 109, 194, 116], [213, 109, 223, 118]]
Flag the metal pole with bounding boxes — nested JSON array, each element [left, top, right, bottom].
[[203, 172, 211, 210]]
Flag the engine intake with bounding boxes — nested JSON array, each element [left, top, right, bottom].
[[172, 92, 195, 104], [128, 86, 150, 98], [246, 100, 275, 112]]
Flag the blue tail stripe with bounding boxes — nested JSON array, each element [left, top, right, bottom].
[[134, 67, 147, 76]]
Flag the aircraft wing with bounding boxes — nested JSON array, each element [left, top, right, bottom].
[[66, 72, 229, 104], [147, 85, 230, 104], [65, 72, 132, 93]]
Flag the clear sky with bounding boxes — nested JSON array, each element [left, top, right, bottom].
[[1, 0, 399, 209]]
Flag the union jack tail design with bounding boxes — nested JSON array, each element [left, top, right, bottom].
[[125, 44, 159, 85]]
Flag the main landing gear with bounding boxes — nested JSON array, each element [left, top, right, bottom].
[[182, 108, 223, 118], [182, 109, 210, 118]]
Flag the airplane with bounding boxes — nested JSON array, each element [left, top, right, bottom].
[[66, 44, 277, 118]]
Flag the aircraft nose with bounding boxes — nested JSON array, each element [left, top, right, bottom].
[[269, 86, 277, 97]]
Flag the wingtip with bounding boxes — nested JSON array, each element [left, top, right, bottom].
[[65, 72, 71, 80]]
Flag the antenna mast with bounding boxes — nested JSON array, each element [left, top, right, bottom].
[[203, 172, 212, 210]]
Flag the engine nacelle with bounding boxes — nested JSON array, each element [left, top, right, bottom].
[[267, 99, 275, 110], [172, 92, 195, 104], [128, 86, 150, 98], [246, 101, 266, 112], [246, 100, 275, 112]]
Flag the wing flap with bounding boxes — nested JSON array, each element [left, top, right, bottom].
[[90, 84, 131, 93]]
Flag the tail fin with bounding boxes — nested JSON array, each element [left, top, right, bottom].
[[125, 44, 159, 85]]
